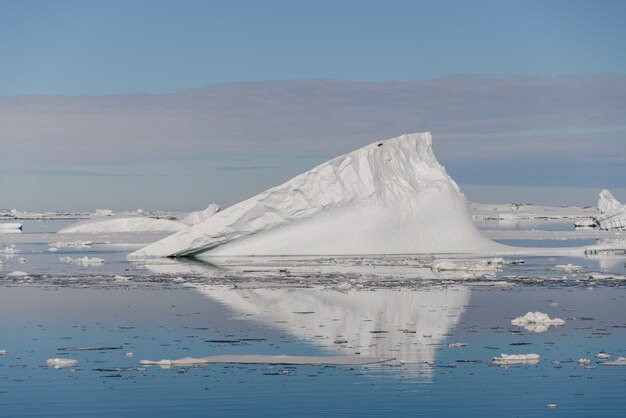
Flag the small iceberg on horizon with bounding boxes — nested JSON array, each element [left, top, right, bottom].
[[131, 133, 502, 258]]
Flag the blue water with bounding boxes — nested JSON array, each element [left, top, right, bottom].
[[1, 285, 625, 417]]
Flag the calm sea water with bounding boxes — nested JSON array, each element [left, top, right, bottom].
[[1, 219, 625, 417]]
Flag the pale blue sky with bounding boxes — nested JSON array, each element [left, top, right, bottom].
[[2, 0, 625, 95], [1, 0, 625, 211]]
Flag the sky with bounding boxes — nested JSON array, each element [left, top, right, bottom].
[[1, 0, 625, 211]]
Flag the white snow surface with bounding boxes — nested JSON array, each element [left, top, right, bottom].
[[511, 312, 565, 333], [132, 133, 501, 257], [59, 216, 187, 234], [595, 189, 626, 231]]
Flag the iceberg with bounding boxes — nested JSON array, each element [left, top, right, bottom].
[[511, 311, 565, 333], [595, 189, 626, 231], [131, 133, 500, 258], [181, 203, 220, 225]]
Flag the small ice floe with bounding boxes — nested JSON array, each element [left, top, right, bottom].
[[0, 222, 23, 232], [48, 247, 58, 252], [125, 352, 134, 358], [17, 257, 27, 264], [432, 258, 504, 274], [95, 209, 113, 216], [509, 259, 525, 265], [0, 349, 7, 355], [578, 358, 592, 365], [50, 240, 92, 248], [448, 342, 467, 348], [600, 357, 626, 366], [491, 353, 540, 365], [545, 404, 558, 409], [554, 264, 581, 272], [58, 346, 122, 351], [139, 355, 395, 368], [7, 271, 28, 277], [587, 273, 626, 280], [596, 352, 611, 359], [59, 256, 105, 266], [511, 312, 565, 333], [46, 358, 79, 368], [0, 245, 19, 255]]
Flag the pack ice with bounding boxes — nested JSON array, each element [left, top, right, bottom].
[[595, 189, 626, 231], [131, 133, 500, 257]]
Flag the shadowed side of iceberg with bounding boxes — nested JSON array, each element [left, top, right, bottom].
[[130, 132, 502, 258]]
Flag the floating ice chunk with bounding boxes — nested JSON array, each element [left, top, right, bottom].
[[46, 358, 79, 368], [48, 247, 58, 252], [17, 257, 27, 263], [0, 223, 23, 232], [131, 133, 502, 258], [181, 203, 221, 225], [600, 357, 626, 366], [139, 354, 394, 367], [433, 258, 504, 274], [0, 349, 6, 355], [511, 312, 565, 333], [95, 209, 113, 216], [0, 245, 19, 255], [49, 240, 92, 248], [448, 342, 467, 348], [596, 352, 611, 359], [491, 353, 540, 365], [125, 352, 134, 357], [59, 217, 186, 233], [554, 264, 581, 272], [59, 256, 105, 266], [595, 189, 626, 231], [7, 271, 28, 277], [578, 358, 592, 365]]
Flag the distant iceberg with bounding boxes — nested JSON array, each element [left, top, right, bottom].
[[131, 133, 501, 258], [595, 189, 626, 231]]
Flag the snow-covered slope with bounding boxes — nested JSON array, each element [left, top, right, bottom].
[[181, 203, 220, 225], [131, 133, 501, 257], [59, 217, 187, 234], [595, 189, 626, 231]]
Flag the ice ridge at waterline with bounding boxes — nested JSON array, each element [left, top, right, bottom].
[[130, 133, 503, 258]]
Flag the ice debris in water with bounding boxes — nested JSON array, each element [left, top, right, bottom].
[[46, 358, 79, 368], [131, 133, 502, 258], [0, 245, 19, 255], [7, 271, 28, 277], [554, 264, 581, 272], [139, 354, 395, 367], [595, 189, 626, 231], [511, 312, 565, 333], [491, 353, 540, 365], [59, 256, 105, 266], [601, 357, 626, 366], [578, 358, 592, 365], [596, 352, 611, 359], [0, 349, 6, 355], [49, 240, 92, 248]]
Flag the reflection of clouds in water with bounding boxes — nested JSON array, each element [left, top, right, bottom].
[[192, 285, 470, 377]]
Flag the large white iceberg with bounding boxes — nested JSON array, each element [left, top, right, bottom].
[[131, 133, 500, 257], [595, 189, 626, 231]]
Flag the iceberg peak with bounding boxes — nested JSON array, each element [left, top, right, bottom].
[[595, 189, 626, 231], [130, 132, 499, 258]]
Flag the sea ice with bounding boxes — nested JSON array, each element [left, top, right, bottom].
[[132, 133, 502, 257], [46, 358, 79, 368], [0, 349, 6, 355], [600, 357, 626, 366], [595, 189, 626, 231], [59, 217, 186, 233], [138, 354, 394, 367], [511, 312, 565, 333], [59, 256, 105, 266], [491, 353, 540, 365], [0, 223, 23, 232]]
